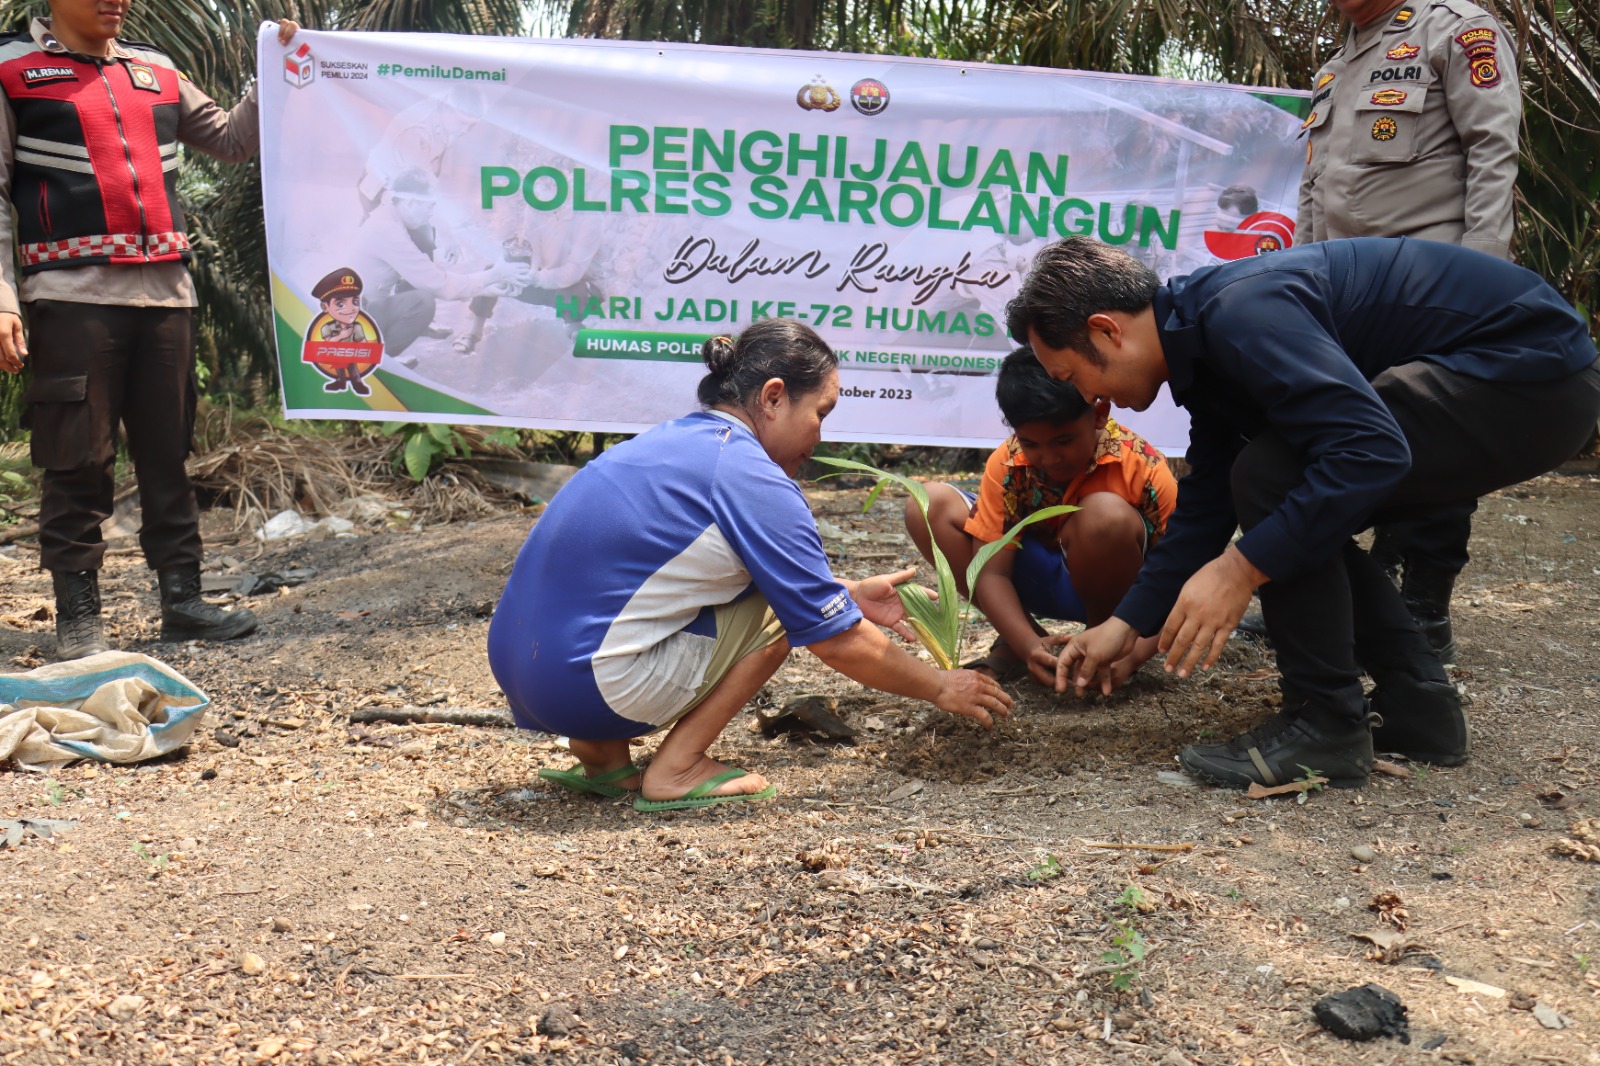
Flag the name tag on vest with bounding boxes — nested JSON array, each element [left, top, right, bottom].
[[21, 66, 77, 86]]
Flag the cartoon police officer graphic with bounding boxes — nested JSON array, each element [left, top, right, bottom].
[[304, 268, 382, 396]]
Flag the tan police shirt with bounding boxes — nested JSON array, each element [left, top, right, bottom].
[[1295, 0, 1520, 258]]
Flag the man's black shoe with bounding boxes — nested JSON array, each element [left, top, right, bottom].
[[157, 565, 259, 641], [1179, 709, 1373, 790], [52, 569, 111, 661], [1372, 678, 1468, 766]]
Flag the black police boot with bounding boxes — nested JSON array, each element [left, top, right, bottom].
[[1371, 678, 1469, 766], [1179, 705, 1374, 790], [1400, 562, 1458, 664], [157, 564, 259, 641], [52, 569, 111, 661]]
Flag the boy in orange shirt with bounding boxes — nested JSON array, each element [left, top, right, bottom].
[[906, 348, 1178, 688]]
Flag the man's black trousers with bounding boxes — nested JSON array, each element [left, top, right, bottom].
[[1231, 356, 1600, 722], [24, 302, 203, 574]]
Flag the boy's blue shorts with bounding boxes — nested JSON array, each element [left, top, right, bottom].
[[957, 489, 1087, 623]]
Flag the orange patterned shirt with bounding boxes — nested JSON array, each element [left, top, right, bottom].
[[963, 418, 1178, 550]]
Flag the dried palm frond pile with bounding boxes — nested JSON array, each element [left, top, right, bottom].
[[185, 409, 522, 534]]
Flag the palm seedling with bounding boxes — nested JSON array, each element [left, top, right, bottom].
[[813, 456, 1074, 669]]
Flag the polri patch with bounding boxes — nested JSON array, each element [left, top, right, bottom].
[[127, 62, 161, 92], [20, 65, 77, 86], [1467, 52, 1500, 87], [1372, 116, 1399, 140], [1385, 42, 1420, 60], [1371, 89, 1408, 105], [1391, 6, 1414, 25], [1457, 27, 1501, 87], [1316, 72, 1336, 90], [1301, 110, 1319, 130]]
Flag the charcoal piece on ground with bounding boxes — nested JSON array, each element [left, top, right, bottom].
[[1311, 983, 1410, 1043]]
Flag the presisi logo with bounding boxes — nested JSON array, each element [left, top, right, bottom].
[[21, 66, 76, 85], [284, 42, 314, 89]]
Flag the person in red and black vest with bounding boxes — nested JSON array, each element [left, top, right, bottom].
[[0, 2, 297, 660]]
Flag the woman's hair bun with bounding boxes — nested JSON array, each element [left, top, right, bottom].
[[701, 334, 737, 375]]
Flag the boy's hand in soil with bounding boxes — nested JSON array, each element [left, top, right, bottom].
[[1056, 618, 1139, 696], [1028, 634, 1073, 687], [843, 568, 924, 643], [933, 669, 1013, 729]]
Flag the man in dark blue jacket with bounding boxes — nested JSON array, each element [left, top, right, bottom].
[[1007, 236, 1600, 789]]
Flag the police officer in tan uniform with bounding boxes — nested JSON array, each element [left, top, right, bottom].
[[1298, 0, 1519, 257], [1295, 0, 1521, 667]]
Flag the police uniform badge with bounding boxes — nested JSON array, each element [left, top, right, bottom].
[[1390, 6, 1414, 25], [1385, 42, 1420, 61], [127, 62, 161, 92], [1456, 28, 1501, 88], [1301, 111, 1318, 130], [1370, 89, 1407, 106], [1371, 116, 1399, 141]]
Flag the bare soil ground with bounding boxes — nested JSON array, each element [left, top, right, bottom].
[[3, 469, 1599, 1066]]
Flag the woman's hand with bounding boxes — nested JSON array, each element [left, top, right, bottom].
[[932, 669, 1013, 729], [843, 568, 924, 642], [276, 20, 300, 44]]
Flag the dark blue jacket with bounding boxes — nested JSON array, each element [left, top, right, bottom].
[[1115, 236, 1597, 636]]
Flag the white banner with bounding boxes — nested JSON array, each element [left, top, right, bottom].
[[259, 29, 1309, 453]]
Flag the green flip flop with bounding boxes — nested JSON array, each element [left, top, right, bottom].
[[537, 762, 641, 798], [633, 769, 778, 812]]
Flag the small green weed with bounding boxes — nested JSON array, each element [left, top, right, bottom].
[[1026, 855, 1064, 883], [41, 780, 84, 806], [1100, 921, 1149, 992], [1294, 766, 1328, 804], [381, 422, 520, 482], [1575, 953, 1591, 976], [1412, 764, 1432, 786], [132, 843, 171, 876]]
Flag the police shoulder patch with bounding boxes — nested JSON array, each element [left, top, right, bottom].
[[1456, 25, 1501, 87], [1390, 6, 1414, 25], [1467, 52, 1500, 87]]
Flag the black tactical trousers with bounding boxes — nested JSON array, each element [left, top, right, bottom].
[[25, 302, 202, 573]]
